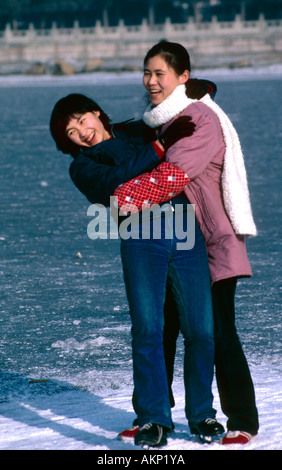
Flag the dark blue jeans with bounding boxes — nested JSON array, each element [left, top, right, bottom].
[[119, 202, 216, 429]]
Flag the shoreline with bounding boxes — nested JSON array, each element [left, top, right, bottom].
[[0, 63, 282, 87], [1, 52, 282, 78]]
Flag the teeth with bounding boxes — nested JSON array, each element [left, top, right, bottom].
[[86, 132, 95, 142]]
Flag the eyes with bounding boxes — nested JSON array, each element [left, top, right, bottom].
[[143, 70, 166, 79], [66, 114, 87, 137]]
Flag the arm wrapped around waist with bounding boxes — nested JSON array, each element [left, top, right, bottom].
[[113, 162, 190, 214]]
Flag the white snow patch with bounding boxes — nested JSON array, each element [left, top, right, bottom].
[[0, 361, 281, 450]]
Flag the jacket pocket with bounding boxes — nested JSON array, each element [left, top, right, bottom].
[[193, 187, 216, 239]]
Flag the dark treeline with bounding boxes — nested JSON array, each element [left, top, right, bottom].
[[1, 0, 282, 30]]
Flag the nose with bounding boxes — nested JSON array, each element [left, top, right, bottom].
[[79, 126, 87, 139], [148, 74, 157, 85]]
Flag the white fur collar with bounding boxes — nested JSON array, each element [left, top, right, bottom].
[[143, 85, 196, 128]]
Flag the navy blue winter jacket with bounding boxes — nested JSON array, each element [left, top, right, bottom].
[[69, 120, 161, 206]]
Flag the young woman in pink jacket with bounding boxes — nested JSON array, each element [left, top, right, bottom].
[[116, 41, 259, 446]]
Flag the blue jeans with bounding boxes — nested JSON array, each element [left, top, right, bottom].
[[119, 201, 216, 429]]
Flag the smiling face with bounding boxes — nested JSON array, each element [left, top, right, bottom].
[[66, 111, 111, 147], [143, 54, 189, 107]]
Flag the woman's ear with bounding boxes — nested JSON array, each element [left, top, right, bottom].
[[180, 70, 190, 84]]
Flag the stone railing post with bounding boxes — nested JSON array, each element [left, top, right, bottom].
[[4, 23, 13, 42]]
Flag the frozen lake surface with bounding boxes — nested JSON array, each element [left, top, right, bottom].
[[0, 68, 281, 451]]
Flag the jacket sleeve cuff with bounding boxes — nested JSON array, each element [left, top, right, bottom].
[[152, 141, 165, 160]]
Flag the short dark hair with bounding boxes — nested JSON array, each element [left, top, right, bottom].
[[50, 93, 111, 156], [144, 41, 191, 75]]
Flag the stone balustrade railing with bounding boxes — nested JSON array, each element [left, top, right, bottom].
[[0, 14, 281, 71]]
